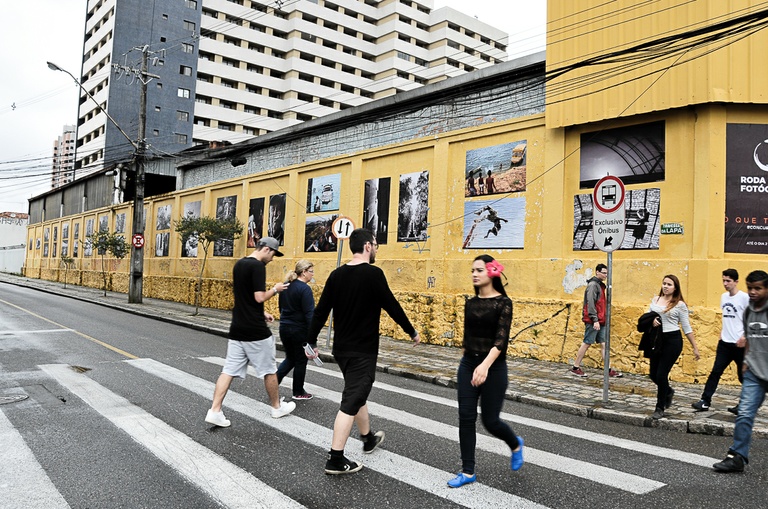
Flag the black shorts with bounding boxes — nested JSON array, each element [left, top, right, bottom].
[[337, 356, 377, 415]]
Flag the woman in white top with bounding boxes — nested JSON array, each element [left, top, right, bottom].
[[648, 274, 700, 420]]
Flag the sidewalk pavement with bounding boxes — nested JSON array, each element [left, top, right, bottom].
[[2, 272, 766, 439]]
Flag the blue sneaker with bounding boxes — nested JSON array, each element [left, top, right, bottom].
[[511, 437, 524, 471], [447, 472, 476, 488]]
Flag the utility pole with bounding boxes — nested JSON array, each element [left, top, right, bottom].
[[128, 49, 148, 303]]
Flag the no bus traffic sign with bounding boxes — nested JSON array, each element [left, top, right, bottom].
[[592, 176, 626, 253]]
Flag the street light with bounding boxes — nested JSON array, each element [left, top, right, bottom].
[[47, 60, 146, 304]]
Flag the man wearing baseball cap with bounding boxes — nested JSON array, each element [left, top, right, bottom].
[[205, 237, 294, 426]]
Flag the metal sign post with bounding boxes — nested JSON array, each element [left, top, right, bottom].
[[592, 176, 626, 403], [325, 217, 356, 347]]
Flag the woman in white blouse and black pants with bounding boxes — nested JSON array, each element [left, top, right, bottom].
[[648, 274, 700, 420]]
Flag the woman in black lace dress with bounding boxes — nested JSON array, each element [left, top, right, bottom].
[[447, 254, 524, 488]]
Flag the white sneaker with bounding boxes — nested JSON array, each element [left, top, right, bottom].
[[205, 409, 231, 427], [271, 397, 296, 419]]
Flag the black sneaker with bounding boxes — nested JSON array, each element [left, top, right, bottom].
[[691, 400, 711, 411], [651, 408, 665, 420], [325, 456, 363, 475], [665, 389, 675, 409], [713, 452, 745, 473], [727, 405, 739, 415], [363, 430, 385, 454]]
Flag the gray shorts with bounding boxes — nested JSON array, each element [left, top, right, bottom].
[[222, 336, 277, 379], [583, 324, 607, 345]]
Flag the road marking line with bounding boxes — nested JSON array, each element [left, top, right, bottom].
[[40, 364, 305, 509], [0, 299, 137, 359], [130, 358, 548, 509], [202, 356, 664, 495], [271, 357, 719, 468], [0, 409, 70, 509], [0, 329, 73, 335]]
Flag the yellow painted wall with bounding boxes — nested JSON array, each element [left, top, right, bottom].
[[547, 0, 768, 128]]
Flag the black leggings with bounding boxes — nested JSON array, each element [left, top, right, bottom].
[[457, 355, 519, 475], [648, 331, 683, 411]]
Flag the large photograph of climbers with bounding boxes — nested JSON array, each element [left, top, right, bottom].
[[725, 123, 768, 254], [397, 171, 429, 242], [363, 177, 391, 245], [306, 173, 341, 213], [462, 198, 526, 249], [579, 121, 665, 189], [573, 188, 661, 250], [464, 140, 527, 197], [304, 214, 338, 252]]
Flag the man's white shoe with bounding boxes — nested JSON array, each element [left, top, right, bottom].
[[271, 397, 296, 418], [205, 409, 231, 427]]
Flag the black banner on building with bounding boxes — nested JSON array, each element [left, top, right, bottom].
[[726, 123, 768, 253]]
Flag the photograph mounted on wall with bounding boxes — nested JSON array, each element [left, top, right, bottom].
[[304, 214, 338, 252], [306, 173, 341, 213], [84, 219, 94, 256], [214, 195, 237, 257], [115, 213, 126, 233], [464, 140, 527, 197], [156, 205, 172, 231], [363, 177, 391, 245], [181, 201, 201, 258], [572, 188, 661, 250], [155, 232, 170, 257], [725, 123, 768, 254], [397, 171, 429, 242], [579, 121, 665, 189], [268, 193, 286, 245], [247, 197, 265, 248], [462, 198, 526, 249]]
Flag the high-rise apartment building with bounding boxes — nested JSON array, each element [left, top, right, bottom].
[[77, 0, 507, 174], [52, 125, 77, 188]]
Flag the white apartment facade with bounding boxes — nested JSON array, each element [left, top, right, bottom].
[[76, 0, 508, 171], [52, 125, 77, 188]]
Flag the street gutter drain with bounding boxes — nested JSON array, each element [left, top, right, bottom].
[[0, 395, 29, 405], [70, 366, 92, 373]]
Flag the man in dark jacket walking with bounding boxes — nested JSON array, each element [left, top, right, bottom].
[[570, 264, 622, 378]]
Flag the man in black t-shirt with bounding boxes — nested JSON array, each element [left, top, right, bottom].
[[205, 237, 295, 427], [307, 228, 420, 474]]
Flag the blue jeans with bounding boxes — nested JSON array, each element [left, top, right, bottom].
[[457, 355, 519, 475], [730, 369, 768, 461]]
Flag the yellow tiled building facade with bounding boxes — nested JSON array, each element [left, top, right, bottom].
[[25, 2, 768, 384]]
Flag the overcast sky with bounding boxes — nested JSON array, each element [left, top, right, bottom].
[[0, 0, 546, 213]]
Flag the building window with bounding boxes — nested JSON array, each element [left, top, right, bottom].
[[160, 37, 166, 42], [153, 129, 160, 136], [178, 88, 190, 98], [186, 0, 197, 8], [179, 65, 192, 76], [182, 43, 194, 53], [175, 133, 188, 143], [156, 82, 163, 89], [183, 20, 196, 31], [177, 111, 189, 121], [155, 106, 161, 112], [397, 51, 411, 61]]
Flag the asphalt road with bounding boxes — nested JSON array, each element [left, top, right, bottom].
[[2, 283, 767, 508]]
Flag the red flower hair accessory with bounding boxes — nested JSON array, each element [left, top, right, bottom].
[[486, 260, 505, 278]]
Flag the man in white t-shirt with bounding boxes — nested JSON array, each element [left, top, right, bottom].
[[692, 268, 750, 412]]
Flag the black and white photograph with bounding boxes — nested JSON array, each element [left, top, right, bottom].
[[61, 239, 68, 258], [84, 219, 94, 257], [268, 193, 286, 245], [53, 226, 58, 242], [99, 215, 109, 233], [579, 121, 665, 189], [247, 197, 265, 249], [115, 213, 126, 234], [73, 223, 80, 257], [44, 227, 49, 243], [214, 195, 238, 257], [156, 205, 172, 231], [465, 140, 527, 197], [462, 198, 526, 249], [306, 173, 341, 213], [304, 214, 338, 252], [397, 171, 429, 242], [62, 222, 69, 241], [573, 188, 661, 250], [181, 200, 201, 258], [52, 242, 57, 258], [43, 243, 49, 257], [155, 232, 170, 257], [36, 238, 40, 250], [363, 177, 390, 245]]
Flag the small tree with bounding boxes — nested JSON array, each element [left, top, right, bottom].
[[60, 255, 75, 289], [175, 215, 244, 315], [85, 231, 128, 296]]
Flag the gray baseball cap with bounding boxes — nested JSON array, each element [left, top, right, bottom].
[[258, 237, 284, 256]]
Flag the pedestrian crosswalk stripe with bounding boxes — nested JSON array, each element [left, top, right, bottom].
[[0, 409, 69, 509], [129, 358, 549, 509], [39, 364, 306, 509], [289, 358, 720, 468], [200, 357, 665, 495]]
